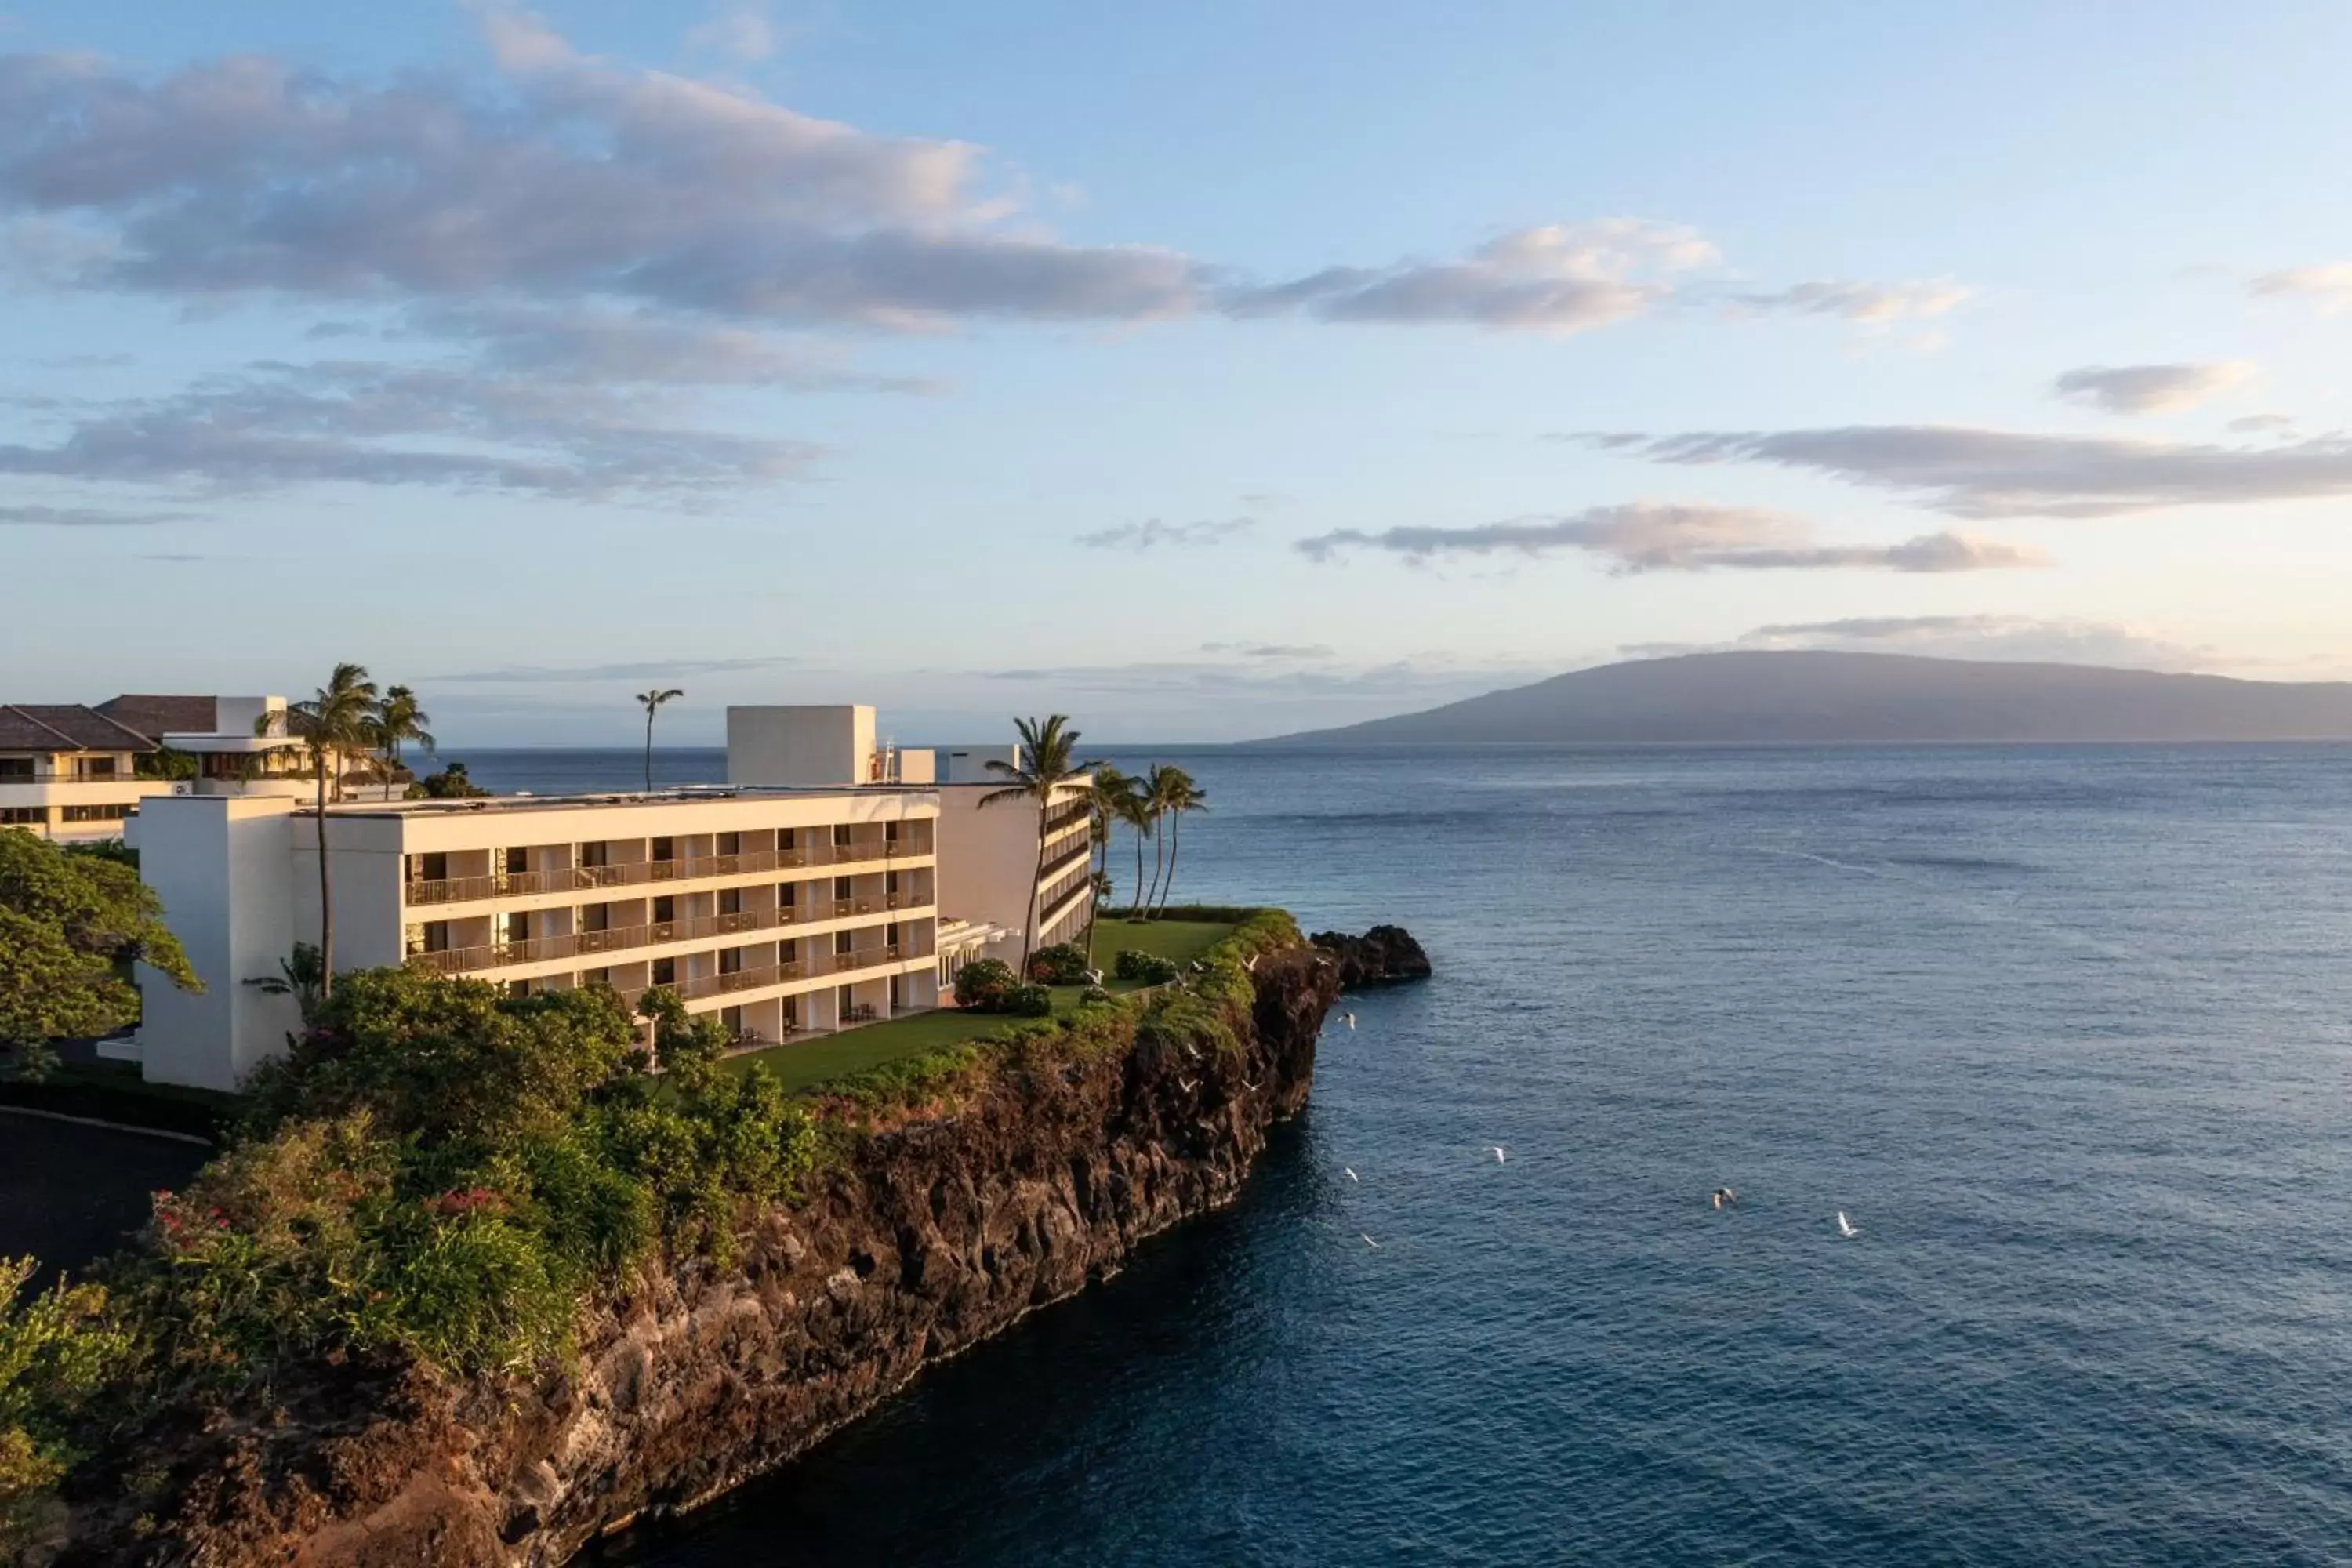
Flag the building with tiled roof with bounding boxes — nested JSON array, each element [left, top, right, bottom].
[[0, 695, 305, 842]]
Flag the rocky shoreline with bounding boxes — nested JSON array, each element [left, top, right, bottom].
[[53, 931, 1399, 1566]]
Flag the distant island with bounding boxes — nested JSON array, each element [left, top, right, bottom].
[[1254, 652, 2352, 746]]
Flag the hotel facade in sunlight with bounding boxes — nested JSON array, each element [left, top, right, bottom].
[[0, 695, 310, 841], [127, 705, 1094, 1091]]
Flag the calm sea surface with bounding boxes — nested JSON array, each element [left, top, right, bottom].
[[459, 745, 2352, 1566]]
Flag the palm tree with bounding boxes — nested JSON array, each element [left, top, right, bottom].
[[1117, 780, 1152, 920], [636, 688, 684, 793], [1152, 770, 1207, 917], [1140, 763, 1181, 917], [1083, 764, 1137, 967], [978, 715, 1100, 973], [272, 662, 377, 1000], [367, 684, 435, 789]]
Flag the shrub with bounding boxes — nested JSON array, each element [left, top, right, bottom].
[[953, 959, 1018, 1011], [1005, 983, 1053, 1018], [1026, 943, 1088, 985], [0, 1257, 126, 1556], [1081, 985, 1112, 1005], [1113, 950, 1180, 985]]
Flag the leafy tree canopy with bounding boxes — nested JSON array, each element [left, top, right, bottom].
[[0, 833, 197, 1047]]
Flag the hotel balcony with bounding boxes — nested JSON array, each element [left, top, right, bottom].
[[406, 893, 935, 976], [401, 826, 935, 908]]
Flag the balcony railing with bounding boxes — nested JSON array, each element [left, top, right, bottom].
[[1042, 801, 1091, 837], [405, 898, 931, 975], [404, 831, 934, 906], [678, 944, 904, 1002], [1039, 839, 1091, 883]]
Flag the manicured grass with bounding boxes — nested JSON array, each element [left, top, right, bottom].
[[720, 916, 1238, 1095]]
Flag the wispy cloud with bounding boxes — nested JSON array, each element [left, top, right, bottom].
[[1198, 641, 1335, 659], [2250, 263, 2352, 315], [0, 503, 183, 525], [1579, 425, 2352, 519], [1295, 502, 2044, 573], [684, 2, 781, 63], [430, 655, 800, 684], [2053, 361, 2253, 416], [1076, 516, 1254, 550], [1729, 278, 1971, 324], [1624, 613, 2213, 671]]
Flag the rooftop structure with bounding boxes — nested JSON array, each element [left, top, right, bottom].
[[0, 694, 305, 841]]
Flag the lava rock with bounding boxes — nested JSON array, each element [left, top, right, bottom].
[[1308, 925, 1432, 989]]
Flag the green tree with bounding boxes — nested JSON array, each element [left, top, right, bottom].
[[1139, 763, 1179, 916], [271, 662, 378, 1000], [247, 942, 326, 1027], [0, 1257, 127, 1556], [0, 833, 198, 1073], [635, 688, 683, 793], [1152, 770, 1207, 917], [978, 716, 1100, 973], [367, 684, 436, 783], [132, 745, 197, 782]]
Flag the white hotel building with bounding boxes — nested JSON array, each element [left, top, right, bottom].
[[129, 706, 1093, 1092]]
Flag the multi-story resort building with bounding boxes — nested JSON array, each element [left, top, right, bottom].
[[127, 705, 1094, 1092], [0, 695, 308, 840]]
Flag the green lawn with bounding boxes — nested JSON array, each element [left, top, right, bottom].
[[720, 917, 1236, 1095]]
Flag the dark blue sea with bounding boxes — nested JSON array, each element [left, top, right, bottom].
[[458, 745, 2352, 1566]]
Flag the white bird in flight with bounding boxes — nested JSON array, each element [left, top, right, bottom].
[[1361, 1233, 1381, 1249], [1341, 1012, 1357, 1029], [1837, 1211, 1860, 1239], [1243, 954, 1258, 972], [1177, 1077, 1197, 1094], [1490, 1146, 1508, 1164], [1344, 1167, 1359, 1183]]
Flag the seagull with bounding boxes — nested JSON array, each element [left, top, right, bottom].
[[1361, 1234, 1381, 1249], [1242, 1078, 1262, 1092], [1341, 1012, 1357, 1030], [1344, 1167, 1359, 1183], [1711, 1186, 1737, 1210], [1490, 1146, 1508, 1164], [1177, 1077, 1197, 1094], [1243, 953, 1258, 972], [1836, 1211, 1860, 1239], [1083, 968, 1104, 985]]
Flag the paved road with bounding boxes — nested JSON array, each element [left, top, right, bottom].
[[0, 1112, 209, 1284]]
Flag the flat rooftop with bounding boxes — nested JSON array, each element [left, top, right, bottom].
[[309, 783, 946, 820]]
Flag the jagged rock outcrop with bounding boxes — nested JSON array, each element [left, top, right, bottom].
[[60, 944, 1342, 1567], [1309, 924, 1432, 989]]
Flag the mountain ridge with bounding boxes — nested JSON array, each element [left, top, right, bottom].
[[1251, 651, 2352, 746]]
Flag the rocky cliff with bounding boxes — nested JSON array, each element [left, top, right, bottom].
[[64, 942, 1342, 1566]]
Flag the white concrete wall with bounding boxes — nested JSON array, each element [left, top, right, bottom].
[[926, 744, 1021, 784], [134, 796, 303, 1091], [727, 706, 876, 787]]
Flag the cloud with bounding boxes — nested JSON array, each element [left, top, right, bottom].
[[1730, 278, 1971, 323], [430, 655, 801, 684], [411, 303, 935, 390], [685, 2, 780, 63], [1075, 516, 1254, 550], [2250, 264, 2352, 315], [2053, 361, 2253, 416], [1294, 501, 2045, 573], [1221, 220, 1715, 332], [1581, 425, 2352, 518], [1198, 641, 1335, 659], [0, 503, 182, 524], [0, 358, 817, 496], [1625, 613, 2211, 671], [2227, 412, 2298, 435]]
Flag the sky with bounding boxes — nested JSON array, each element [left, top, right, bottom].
[[5, 2, 2352, 743]]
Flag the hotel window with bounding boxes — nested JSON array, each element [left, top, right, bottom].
[[886, 870, 900, 899], [61, 804, 129, 822], [405, 920, 450, 956], [779, 826, 796, 851], [718, 887, 742, 916], [779, 881, 797, 909], [832, 823, 853, 848], [652, 956, 676, 987], [496, 910, 532, 945], [405, 851, 447, 884], [72, 757, 118, 780], [834, 929, 855, 956], [884, 819, 900, 844], [0, 808, 41, 824], [651, 836, 675, 862], [0, 759, 31, 780], [578, 841, 609, 868], [833, 876, 852, 901], [717, 831, 740, 855], [503, 847, 528, 875], [721, 1005, 743, 1036], [583, 967, 611, 986], [887, 921, 900, 946], [652, 895, 675, 925], [781, 938, 798, 964], [719, 946, 743, 975], [782, 996, 799, 1031], [581, 903, 610, 933]]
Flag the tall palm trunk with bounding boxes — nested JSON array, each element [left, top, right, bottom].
[[314, 746, 334, 1000], [1157, 811, 1181, 917], [1131, 825, 1146, 920], [1145, 815, 1168, 920], [1083, 823, 1104, 968], [643, 711, 655, 793]]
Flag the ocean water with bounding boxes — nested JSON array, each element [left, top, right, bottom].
[[473, 745, 2352, 1566]]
